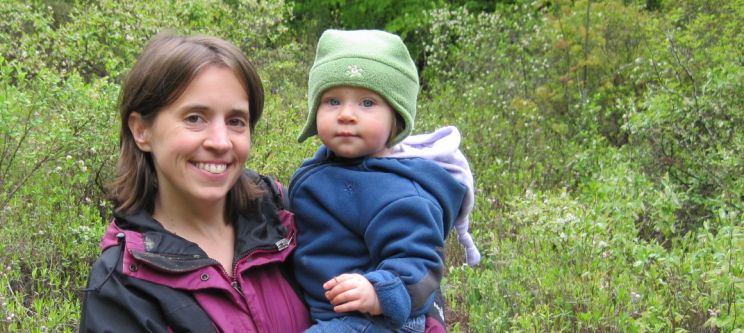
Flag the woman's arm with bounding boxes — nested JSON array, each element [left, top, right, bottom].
[[79, 247, 214, 333]]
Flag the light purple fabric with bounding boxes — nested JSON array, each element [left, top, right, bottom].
[[390, 126, 481, 266]]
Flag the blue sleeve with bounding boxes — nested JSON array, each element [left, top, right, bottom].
[[362, 195, 445, 329]]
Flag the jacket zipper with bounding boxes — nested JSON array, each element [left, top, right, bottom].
[[227, 238, 292, 296], [214, 265, 242, 296]]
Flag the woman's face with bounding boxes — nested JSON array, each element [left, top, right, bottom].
[[129, 65, 251, 209]]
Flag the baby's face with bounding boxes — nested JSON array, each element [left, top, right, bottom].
[[315, 86, 395, 158]]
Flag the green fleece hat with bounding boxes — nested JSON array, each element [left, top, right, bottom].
[[298, 29, 419, 145]]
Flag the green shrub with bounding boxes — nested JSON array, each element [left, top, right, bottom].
[[2, 0, 294, 82], [422, 5, 580, 202], [624, 0, 744, 234], [446, 146, 742, 331], [1, 0, 741, 331], [0, 62, 116, 331], [424, 1, 742, 330]]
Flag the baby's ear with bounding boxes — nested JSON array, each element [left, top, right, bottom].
[[128, 112, 152, 151]]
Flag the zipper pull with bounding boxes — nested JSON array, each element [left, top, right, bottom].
[[231, 280, 243, 295], [275, 238, 290, 251]]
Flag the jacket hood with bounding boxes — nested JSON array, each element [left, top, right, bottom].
[[389, 126, 481, 266]]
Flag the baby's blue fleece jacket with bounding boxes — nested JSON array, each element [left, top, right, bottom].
[[289, 146, 466, 329]]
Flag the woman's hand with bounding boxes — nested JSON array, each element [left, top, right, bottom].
[[323, 273, 382, 315]]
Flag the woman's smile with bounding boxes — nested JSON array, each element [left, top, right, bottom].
[[193, 162, 229, 174]]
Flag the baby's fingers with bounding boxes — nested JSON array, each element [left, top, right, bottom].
[[332, 298, 363, 313], [322, 273, 355, 290], [328, 287, 362, 306]]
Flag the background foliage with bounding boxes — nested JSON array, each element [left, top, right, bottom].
[[1, 0, 741, 331]]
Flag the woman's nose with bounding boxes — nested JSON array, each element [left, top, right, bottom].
[[204, 122, 232, 151]]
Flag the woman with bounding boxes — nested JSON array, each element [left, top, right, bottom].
[[79, 32, 311, 332]]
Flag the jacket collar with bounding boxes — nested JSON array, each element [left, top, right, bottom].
[[102, 197, 292, 272]]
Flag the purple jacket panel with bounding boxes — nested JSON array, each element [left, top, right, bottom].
[[98, 217, 309, 333]]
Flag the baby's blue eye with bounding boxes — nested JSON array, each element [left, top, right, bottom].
[[328, 98, 340, 106], [361, 99, 374, 107]]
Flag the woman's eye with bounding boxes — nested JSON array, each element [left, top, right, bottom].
[[185, 115, 203, 123], [361, 99, 375, 107], [228, 118, 247, 128]]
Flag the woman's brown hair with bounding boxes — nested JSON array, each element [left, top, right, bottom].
[[110, 31, 264, 222]]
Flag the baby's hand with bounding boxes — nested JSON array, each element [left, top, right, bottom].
[[323, 273, 382, 315]]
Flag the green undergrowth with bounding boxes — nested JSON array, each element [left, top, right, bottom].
[[445, 146, 742, 331], [1, 0, 742, 331]]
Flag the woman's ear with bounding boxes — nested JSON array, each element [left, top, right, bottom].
[[128, 112, 152, 152]]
